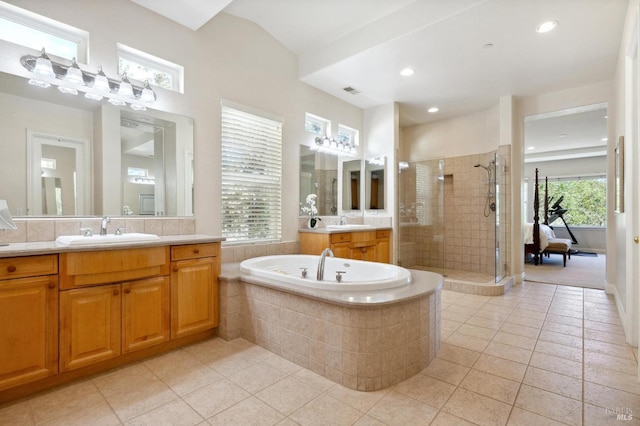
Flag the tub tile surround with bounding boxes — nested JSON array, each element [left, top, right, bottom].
[[2, 282, 636, 425], [219, 263, 441, 391], [2, 217, 196, 243]]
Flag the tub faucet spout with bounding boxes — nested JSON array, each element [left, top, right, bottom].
[[317, 248, 334, 281]]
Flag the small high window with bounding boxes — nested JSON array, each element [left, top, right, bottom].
[[305, 113, 330, 136], [338, 124, 359, 146], [117, 43, 183, 93], [0, 2, 88, 62]]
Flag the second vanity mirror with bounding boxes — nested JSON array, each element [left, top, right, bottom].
[[342, 159, 361, 211], [365, 156, 385, 210], [0, 71, 194, 217]]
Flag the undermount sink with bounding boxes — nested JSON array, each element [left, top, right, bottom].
[[55, 233, 160, 246], [325, 224, 373, 230]]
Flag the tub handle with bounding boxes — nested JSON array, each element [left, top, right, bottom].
[[300, 267, 308, 279], [335, 271, 346, 283]]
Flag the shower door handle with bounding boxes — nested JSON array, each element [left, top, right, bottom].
[[634, 236, 639, 244]]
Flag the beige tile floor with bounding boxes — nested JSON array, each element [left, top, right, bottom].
[[1, 281, 639, 425]]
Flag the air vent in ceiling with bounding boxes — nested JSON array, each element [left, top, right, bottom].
[[343, 86, 360, 95]]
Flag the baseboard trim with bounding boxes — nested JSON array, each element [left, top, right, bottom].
[[606, 281, 630, 342]]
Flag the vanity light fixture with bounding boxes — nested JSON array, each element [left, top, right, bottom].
[[33, 48, 55, 78], [312, 136, 357, 157], [117, 73, 135, 99], [21, 49, 158, 111]]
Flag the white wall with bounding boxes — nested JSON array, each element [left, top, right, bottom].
[[612, 0, 640, 342], [1, 0, 364, 242], [401, 104, 499, 161]]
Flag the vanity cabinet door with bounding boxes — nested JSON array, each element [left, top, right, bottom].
[[60, 284, 121, 371], [375, 230, 391, 263], [171, 257, 219, 339], [122, 276, 170, 353], [0, 275, 58, 391], [330, 242, 351, 258], [349, 244, 377, 261]]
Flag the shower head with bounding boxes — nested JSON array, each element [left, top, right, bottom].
[[474, 163, 489, 171]]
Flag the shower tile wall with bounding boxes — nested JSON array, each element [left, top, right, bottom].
[[399, 150, 512, 279], [315, 169, 338, 216]]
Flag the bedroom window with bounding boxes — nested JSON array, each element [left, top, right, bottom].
[[221, 102, 283, 244], [117, 43, 183, 93], [0, 2, 89, 62], [541, 176, 606, 227]]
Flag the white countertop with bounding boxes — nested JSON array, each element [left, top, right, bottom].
[[0, 234, 224, 258], [298, 226, 392, 234]]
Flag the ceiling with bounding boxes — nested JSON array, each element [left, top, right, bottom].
[[130, 0, 627, 151]]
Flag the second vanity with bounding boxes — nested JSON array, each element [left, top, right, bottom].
[[0, 235, 222, 403], [299, 227, 391, 263]]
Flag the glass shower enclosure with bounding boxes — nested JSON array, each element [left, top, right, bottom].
[[398, 151, 505, 284]]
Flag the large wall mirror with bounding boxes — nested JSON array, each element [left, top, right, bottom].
[[342, 159, 361, 211], [299, 145, 338, 216], [0, 71, 194, 217], [365, 156, 385, 210]]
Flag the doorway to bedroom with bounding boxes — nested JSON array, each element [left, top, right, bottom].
[[523, 104, 608, 289]]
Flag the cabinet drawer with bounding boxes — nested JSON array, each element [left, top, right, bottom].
[[376, 230, 391, 239], [59, 247, 169, 289], [0, 255, 58, 280], [330, 233, 351, 243], [171, 243, 219, 261]]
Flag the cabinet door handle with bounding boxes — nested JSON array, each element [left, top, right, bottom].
[[124, 288, 131, 294], [193, 248, 200, 254], [113, 290, 119, 296], [7, 265, 16, 273], [48, 283, 56, 289], [173, 267, 179, 272]]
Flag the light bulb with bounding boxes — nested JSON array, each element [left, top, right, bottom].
[[93, 66, 110, 92], [140, 80, 156, 103], [117, 73, 135, 99], [108, 98, 127, 106], [64, 58, 84, 85], [34, 48, 55, 78]]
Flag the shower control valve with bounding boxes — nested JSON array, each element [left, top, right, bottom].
[[335, 271, 346, 283], [300, 268, 308, 279]]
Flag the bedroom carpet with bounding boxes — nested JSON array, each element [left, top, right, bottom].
[[524, 253, 606, 289]]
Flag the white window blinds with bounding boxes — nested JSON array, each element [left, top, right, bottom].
[[221, 105, 282, 243]]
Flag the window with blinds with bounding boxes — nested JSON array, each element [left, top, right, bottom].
[[221, 105, 283, 243]]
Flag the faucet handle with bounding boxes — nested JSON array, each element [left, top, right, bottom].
[[80, 227, 93, 237], [300, 267, 308, 279], [335, 271, 346, 283], [115, 227, 126, 236]]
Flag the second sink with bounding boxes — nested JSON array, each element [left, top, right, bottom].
[[56, 233, 160, 246]]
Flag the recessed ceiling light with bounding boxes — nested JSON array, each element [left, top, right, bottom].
[[559, 133, 567, 138], [601, 137, 608, 142], [428, 107, 439, 113], [536, 20, 558, 33], [400, 68, 415, 77], [527, 147, 535, 150]]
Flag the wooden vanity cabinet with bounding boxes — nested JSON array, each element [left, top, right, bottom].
[[60, 284, 121, 371], [0, 255, 58, 391], [170, 243, 220, 339], [122, 276, 170, 353], [59, 247, 171, 371], [300, 229, 391, 263]]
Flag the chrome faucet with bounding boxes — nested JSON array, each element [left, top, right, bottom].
[[100, 216, 110, 235], [339, 215, 348, 225], [317, 248, 334, 281]]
